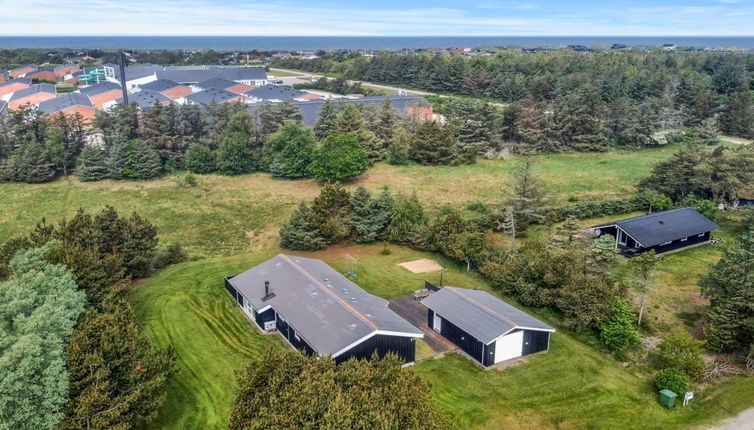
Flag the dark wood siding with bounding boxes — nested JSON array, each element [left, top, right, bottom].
[[275, 314, 315, 355], [254, 307, 275, 330], [482, 341, 495, 366], [427, 309, 434, 329], [523, 330, 550, 355], [647, 231, 710, 254], [437, 316, 486, 365], [224, 276, 242, 305], [335, 335, 416, 364]]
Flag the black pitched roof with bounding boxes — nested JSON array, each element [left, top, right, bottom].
[[244, 84, 307, 100], [38, 93, 93, 115], [247, 95, 429, 127], [79, 82, 122, 96], [421, 287, 555, 344], [185, 88, 244, 106], [0, 78, 32, 89], [139, 79, 183, 92], [194, 77, 238, 90], [117, 89, 171, 111], [228, 255, 422, 357], [9, 83, 56, 101], [593, 207, 720, 248]]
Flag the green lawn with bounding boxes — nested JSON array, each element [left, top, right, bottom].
[[0, 146, 679, 258], [133, 243, 754, 430]]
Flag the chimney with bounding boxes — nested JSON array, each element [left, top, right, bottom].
[[262, 280, 275, 301]]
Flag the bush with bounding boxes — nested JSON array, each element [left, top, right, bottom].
[[654, 368, 690, 395], [598, 299, 640, 352], [546, 193, 652, 222], [151, 243, 188, 270], [310, 133, 368, 182], [184, 143, 216, 174], [656, 333, 706, 380], [177, 173, 198, 188]]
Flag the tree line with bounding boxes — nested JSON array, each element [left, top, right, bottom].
[[0, 207, 184, 430], [275, 50, 754, 147], [0, 95, 512, 184]]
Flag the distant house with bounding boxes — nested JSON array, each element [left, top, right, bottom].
[[111, 89, 172, 111], [9, 64, 37, 79], [738, 191, 754, 208], [0, 70, 7, 83], [421, 287, 555, 367], [243, 84, 314, 102], [591, 207, 719, 255], [106, 64, 269, 87], [138, 79, 193, 100], [192, 77, 253, 95], [25, 67, 57, 82], [183, 88, 248, 106], [38, 93, 96, 122], [79, 82, 123, 108], [225, 255, 423, 364], [54, 64, 80, 79], [662, 44, 677, 51], [8, 83, 57, 110], [0, 78, 33, 100]]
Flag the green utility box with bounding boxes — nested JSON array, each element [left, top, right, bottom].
[[659, 389, 678, 409]]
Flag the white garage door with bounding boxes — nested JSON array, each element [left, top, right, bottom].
[[494, 331, 524, 363]]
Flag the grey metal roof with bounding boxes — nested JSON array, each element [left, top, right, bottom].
[[8, 83, 56, 101], [421, 287, 555, 344], [245, 84, 307, 100], [117, 89, 171, 111], [593, 207, 720, 248], [185, 88, 244, 106], [0, 78, 32, 89], [229, 254, 422, 357], [247, 95, 429, 127], [79, 82, 122, 96], [139, 78, 182, 92], [38, 93, 93, 114], [194, 77, 238, 90]]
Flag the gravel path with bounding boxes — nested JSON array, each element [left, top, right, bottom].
[[706, 408, 754, 430]]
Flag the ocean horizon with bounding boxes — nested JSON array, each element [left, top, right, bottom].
[[1, 36, 753, 51]]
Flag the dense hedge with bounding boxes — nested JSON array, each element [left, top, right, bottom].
[[546, 193, 652, 222]]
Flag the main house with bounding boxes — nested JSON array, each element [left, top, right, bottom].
[[422, 287, 554, 367], [225, 255, 423, 364], [591, 207, 719, 255]]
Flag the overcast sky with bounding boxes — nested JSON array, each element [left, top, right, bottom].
[[0, 0, 752, 36]]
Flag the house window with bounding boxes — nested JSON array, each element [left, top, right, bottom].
[[661, 241, 672, 245], [681, 237, 688, 242], [698, 233, 705, 237], [294, 331, 300, 341]]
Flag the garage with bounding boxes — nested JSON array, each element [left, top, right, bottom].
[[422, 287, 555, 367]]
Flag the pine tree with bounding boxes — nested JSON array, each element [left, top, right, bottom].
[[311, 183, 352, 243], [314, 99, 338, 140], [259, 101, 303, 135], [409, 120, 457, 165], [184, 143, 216, 174], [107, 139, 162, 180], [698, 116, 720, 145], [349, 186, 391, 243], [373, 98, 398, 157], [279, 202, 327, 251], [386, 192, 425, 244], [386, 128, 410, 165], [700, 230, 754, 352], [62, 294, 176, 430], [335, 104, 382, 163], [506, 159, 547, 234], [0, 140, 58, 183], [549, 216, 582, 251], [75, 145, 109, 181], [720, 91, 754, 138]]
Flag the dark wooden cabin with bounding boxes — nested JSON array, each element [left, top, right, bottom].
[[225, 254, 422, 364], [421, 287, 554, 367], [591, 207, 719, 255]]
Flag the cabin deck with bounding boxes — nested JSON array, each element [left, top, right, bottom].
[[388, 297, 458, 354]]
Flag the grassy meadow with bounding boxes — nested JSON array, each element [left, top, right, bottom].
[[1, 144, 750, 429]]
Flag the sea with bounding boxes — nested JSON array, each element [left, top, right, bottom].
[[0, 36, 753, 51]]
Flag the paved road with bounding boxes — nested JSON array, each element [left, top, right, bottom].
[[706, 408, 754, 430]]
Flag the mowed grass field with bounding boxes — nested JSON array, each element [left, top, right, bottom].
[[3, 144, 751, 429], [133, 244, 754, 430], [0, 145, 678, 258]]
